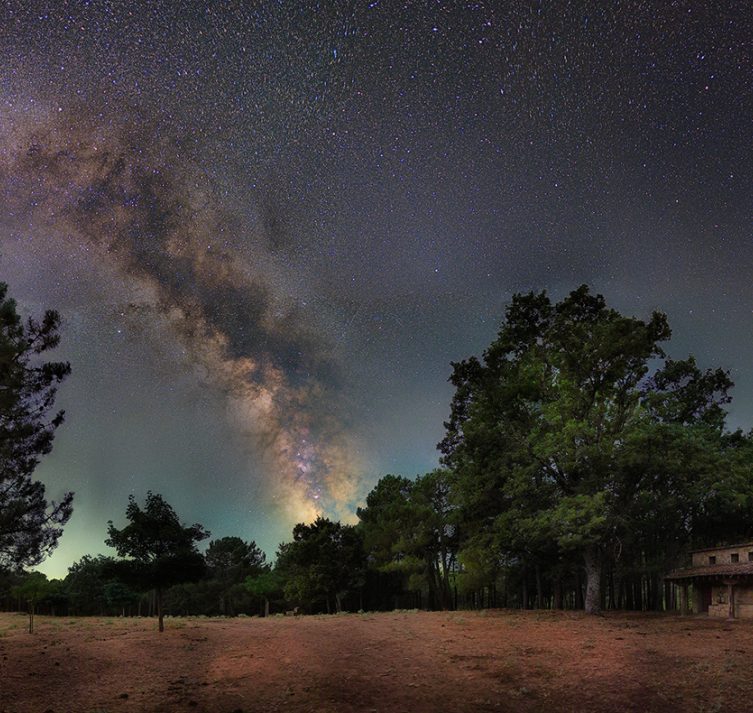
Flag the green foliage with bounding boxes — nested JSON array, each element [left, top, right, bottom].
[[275, 517, 365, 613], [0, 282, 72, 569], [244, 570, 280, 599], [206, 536, 266, 580], [11, 571, 52, 632], [64, 554, 117, 615], [204, 536, 267, 615], [440, 285, 736, 613], [357, 474, 415, 568], [357, 470, 457, 610], [103, 580, 139, 613], [11, 571, 51, 605]]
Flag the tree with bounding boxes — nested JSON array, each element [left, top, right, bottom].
[[441, 286, 732, 614], [358, 471, 457, 610], [0, 283, 72, 569], [65, 554, 116, 615], [411, 470, 458, 610], [245, 569, 281, 617], [276, 518, 365, 613], [11, 571, 52, 633], [205, 536, 266, 615], [105, 492, 209, 631], [103, 580, 139, 617]]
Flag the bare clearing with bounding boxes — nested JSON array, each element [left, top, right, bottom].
[[1, 610, 752, 712]]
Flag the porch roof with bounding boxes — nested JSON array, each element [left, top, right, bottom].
[[665, 563, 753, 581]]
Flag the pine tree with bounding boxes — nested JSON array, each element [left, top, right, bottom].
[[0, 283, 72, 569]]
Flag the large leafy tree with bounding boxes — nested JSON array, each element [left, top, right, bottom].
[[357, 470, 457, 610], [105, 492, 209, 631], [64, 554, 117, 615], [205, 536, 266, 615], [276, 517, 365, 613], [441, 286, 732, 614], [0, 282, 72, 569], [244, 569, 282, 617]]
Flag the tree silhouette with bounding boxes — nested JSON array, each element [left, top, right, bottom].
[[245, 569, 281, 617], [358, 471, 457, 610], [205, 536, 266, 615], [276, 518, 365, 613], [11, 571, 52, 633], [0, 282, 72, 569], [64, 554, 116, 615], [106, 492, 209, 631]]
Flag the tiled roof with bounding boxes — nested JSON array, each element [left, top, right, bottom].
[[665, 563, 753, 580], [689, 542, 753, 554]]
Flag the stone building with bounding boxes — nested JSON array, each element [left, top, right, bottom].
[[665, 543, 753, 619]]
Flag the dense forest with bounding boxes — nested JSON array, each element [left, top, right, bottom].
[[3, 283, 753, 626]]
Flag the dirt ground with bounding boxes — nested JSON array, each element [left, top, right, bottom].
[[1, 609, 752, 713]]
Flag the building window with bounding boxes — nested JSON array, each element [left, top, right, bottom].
[[709, 556, 716, 565], [731, 554, 739, 563]]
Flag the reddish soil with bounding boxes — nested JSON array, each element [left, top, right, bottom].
[[1, 609, 752, 712]]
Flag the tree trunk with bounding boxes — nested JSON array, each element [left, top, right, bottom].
[[157, 588, 164, 632], [583, 547, 602, 615], [651, 573, 661, 611], [264, 597, 270, 618], [427, 559, 441, 610], [607, 566, 615, 609], [440, 550, 453, 611], [28, 602, 34, 634], [535, 564, 543, 609], [553, 578, 563, 610], [335, 593, 342, 613], [615, 576, 624, 610]]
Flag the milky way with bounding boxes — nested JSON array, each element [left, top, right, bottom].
[[1, 108, 361, 524], [1, 1, 752, 574]]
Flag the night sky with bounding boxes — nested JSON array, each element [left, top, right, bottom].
[[1, 1, 752, 577]]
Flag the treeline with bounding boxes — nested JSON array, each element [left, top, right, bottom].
[[0, 539, 268, 619], [6, 440, 753, 623], [3, 284, 753, 623]]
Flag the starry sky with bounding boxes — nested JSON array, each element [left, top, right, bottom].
[[1, 1, 752, 577]]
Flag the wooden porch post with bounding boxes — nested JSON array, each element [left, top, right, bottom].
[[680, 583, 689, 616], [724, 580, 736, 620]]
